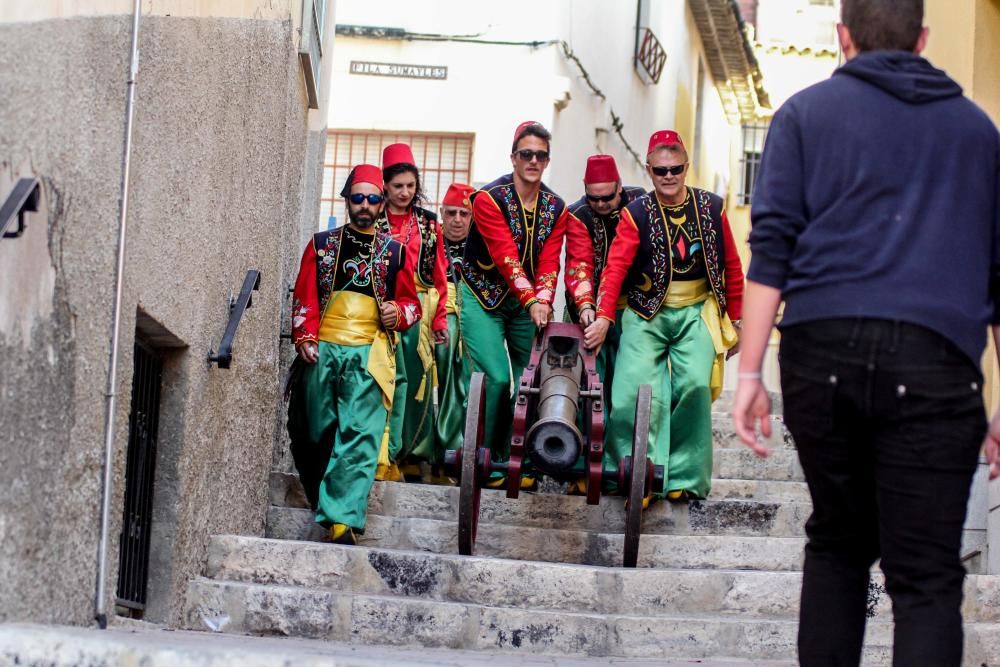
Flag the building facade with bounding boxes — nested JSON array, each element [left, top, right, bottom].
[[0, 0, 335, 625]]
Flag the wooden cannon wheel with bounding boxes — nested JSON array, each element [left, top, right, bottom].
[[623, 384, 652, 568], [458, 372, 487, 556]]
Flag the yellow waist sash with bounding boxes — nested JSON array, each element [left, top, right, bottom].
[[414, 286, 441, 400], [445, 282, 458, 314], [664, 278, 738, 402]]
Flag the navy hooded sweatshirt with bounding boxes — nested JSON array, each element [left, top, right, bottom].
[[748, 51, 1000, 365]]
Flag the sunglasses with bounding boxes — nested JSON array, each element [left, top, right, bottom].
[[514, 149, 550, 162], [649, 163, 687, 177], [349, 193, 385, 205], [586, 191, 618, 203]]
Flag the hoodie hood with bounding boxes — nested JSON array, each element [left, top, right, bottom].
[[835, 51, 962, 104]]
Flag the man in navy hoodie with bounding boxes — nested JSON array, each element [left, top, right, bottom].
[[731, 0, 1000, 665]]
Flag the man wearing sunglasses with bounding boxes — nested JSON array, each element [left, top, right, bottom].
[[584, 130, 744, 503], [564, 155, 646, 405], [461, 121, 594, 485], [289, 164, 421, 545]]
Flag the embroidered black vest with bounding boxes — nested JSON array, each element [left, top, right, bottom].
[[376, 206, 440, 288], [312, 227, 406, 314], [569, 185, 646, 287], [444, 238, 466, 284], [413, 206, 440, 288], [462, 174, 566, 310], [623, 187, 728, 320]]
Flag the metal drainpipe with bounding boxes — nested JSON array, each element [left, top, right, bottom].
[[95, 0, 141, 630]]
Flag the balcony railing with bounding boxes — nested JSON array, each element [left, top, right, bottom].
[[635, 28, 667, 85]]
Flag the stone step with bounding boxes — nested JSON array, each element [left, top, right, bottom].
[[0, 623, 793, 667], [184, 577, 907, 663], [379, 482, 810, 537], [270, 470, 810, 514], [714, 447, 804, 482], [713, 389, 784, 416], [267, 511, 808, 570], [268, 482, 812, 540], [712, 413, 793, 449], [204, 535, 1000, 625]]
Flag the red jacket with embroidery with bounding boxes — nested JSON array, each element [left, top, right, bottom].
[[563, 211, 597, 311], [385, 207, 449, 333], [462, 174, 570, 310], [291, 227, 421, 347]]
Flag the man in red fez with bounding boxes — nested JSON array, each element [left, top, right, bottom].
[[288, 164, 421, 545], [378, 143, 451, 477], [461, 121, 595, 486], [564, 154, 647, 405], [585, 131, 744, 503], [434, 183, 476, 456]]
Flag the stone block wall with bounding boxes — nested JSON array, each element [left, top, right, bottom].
[[0, 13, 315, 625]]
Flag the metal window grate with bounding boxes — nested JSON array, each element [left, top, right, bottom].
[[635, 28, 667, 84], [115, 340, 163, 615], [738, 122, 769, 206], [320, 130, 475, 231]]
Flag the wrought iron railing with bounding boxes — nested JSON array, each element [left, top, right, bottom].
[[208, 270, 261, 369], [1, 177, 40, 239], [635, 28, 667, 85]]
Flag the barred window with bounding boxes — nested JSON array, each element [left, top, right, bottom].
[[320, 130, 475, 231], [738, 123, 769, 206]]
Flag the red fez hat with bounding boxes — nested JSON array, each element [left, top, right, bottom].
[[349, 164, 383, 191], [647, 130, 684, 155], [513, 120, 543, 147], [583, 155, 621, 184], [382, 143, 416, 169], [442, 183, 475, 209]]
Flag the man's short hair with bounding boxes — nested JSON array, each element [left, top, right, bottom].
[[841, 0, 923, 52], [647, 143, 688, 164], [511, 123, 552, 154]]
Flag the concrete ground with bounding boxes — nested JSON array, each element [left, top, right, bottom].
[[0, 623, 797, 667]]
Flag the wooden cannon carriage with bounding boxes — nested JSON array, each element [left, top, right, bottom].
[[443, 322, 664, 567]]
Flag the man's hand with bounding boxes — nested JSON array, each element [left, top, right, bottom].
[[732, 378, 772, 457], [434, 328, 449, 346], [579, 306, 596, 327], [982, 411, 1000, 480], [726, 336, 741, 360], [529, 302, 551, 328], [584, 318, 611, 350], [380, 302, 399, 329], [297, 341, 319, 364]]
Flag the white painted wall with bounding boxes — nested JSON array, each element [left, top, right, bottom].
[[329, 0, 734, 202]]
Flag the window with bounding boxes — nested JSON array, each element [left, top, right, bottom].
[[738, 123, 769, 206], [320, 130, 475, 231], [299, 0, 327, 109]]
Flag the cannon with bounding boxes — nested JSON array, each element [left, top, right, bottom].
[[442, 322, 664, 567]]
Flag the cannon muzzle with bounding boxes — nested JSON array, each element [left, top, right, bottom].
[[525, 334, 584, 477]]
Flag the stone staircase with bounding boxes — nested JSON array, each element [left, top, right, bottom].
[[182, 410, 1000, 665]]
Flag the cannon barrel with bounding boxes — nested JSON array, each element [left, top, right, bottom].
[[525, 334, 584, 476]]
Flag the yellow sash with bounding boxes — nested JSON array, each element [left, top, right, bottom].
[[445, 282, 458, 314], [318, 290, 400, 479], [663, 279, 738, 402], [415, 285, 440, 401]]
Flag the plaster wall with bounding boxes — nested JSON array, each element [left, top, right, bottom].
[[327, 0, 734, 203], [0, 13, 312, 625]]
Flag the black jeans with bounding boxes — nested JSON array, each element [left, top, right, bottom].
[[779, 319, 985, 667]]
